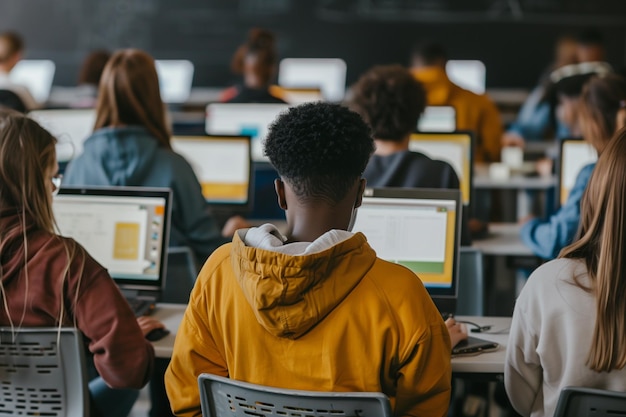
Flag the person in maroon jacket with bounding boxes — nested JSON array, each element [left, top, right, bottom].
[[0, 110, 163, 417]]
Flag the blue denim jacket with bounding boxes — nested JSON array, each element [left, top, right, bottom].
[[520, 163, 595, 259]]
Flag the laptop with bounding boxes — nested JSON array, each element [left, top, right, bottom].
[[409, 131, 474, 207], [155, 59, 194, 104], [205, 103, 290, 163], [53, 187, 172, 317], [28, 109, 96, 162], [557, 138, 597, 208], [278, 58, 347, 102], [170, 135, 252, 224], [351, 187, 497, 355], [278, 87, 324, 105], [445, 60, 486, 95], [418, 106, 456, 133], [9, 59, 56, 104]]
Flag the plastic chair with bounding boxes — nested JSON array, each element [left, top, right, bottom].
[[456, 247, 484, 316], [553, 386, 626, 417], [0, 89, 27, 113], [0, 327, 89, 417], [198, 373, 392, 417], [163, 246, 199, 304]]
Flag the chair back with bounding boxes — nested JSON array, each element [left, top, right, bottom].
[[554, 386, 626, 417], [0, 89, 27, 113], [198, 373, 392, 417], [0, 327, 89, 417]]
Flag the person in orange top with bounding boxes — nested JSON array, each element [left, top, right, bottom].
[[411, 42, 503, 163], [165, 102, 452, 417]]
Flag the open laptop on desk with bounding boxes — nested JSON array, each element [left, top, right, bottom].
[[155, 60, 194, 104], [418, 106, 456, 133], [53, 187, 172, 317], [10, 59, 56, 104], [171, 135, 252, 225], [557, 138, 597, 209]]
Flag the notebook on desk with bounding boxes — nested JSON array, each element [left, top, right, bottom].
[[53, 187, 172, 317]]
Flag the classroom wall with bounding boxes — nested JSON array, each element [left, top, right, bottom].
[[2, 0, 625, 89]]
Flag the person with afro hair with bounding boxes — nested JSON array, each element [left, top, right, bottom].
[[166, 102, 453, 417]]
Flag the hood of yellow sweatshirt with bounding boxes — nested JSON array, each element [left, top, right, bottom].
[[412, 67, 453, 106], [230, 230, 377, 339]]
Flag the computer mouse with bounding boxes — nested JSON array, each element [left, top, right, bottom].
[[145, 327, 170, 342]]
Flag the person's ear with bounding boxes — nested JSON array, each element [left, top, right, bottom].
[[354, 178, 366, 209], [274, 178, 287, 210]]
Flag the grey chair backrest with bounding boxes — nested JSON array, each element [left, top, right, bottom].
[[0, 327, 89, 417], [163, 246, 199, 304], [554, 386, 626, 417], [198, 373, 392, 417], [456, 247, 484, 316]]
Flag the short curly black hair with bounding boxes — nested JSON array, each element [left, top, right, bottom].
[[349, 65, 426, 142], [264, 102, 374, 204]]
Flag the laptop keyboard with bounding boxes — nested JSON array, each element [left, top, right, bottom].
[[126, 297, 155, 317]]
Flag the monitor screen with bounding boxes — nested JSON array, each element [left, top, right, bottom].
[[155, 59, 194, 103], [445, 60, 486, 95], [278, 58, 346, 102], [53, 188, 171, 289], [418, 106, 456, 132], [559, 139, 597, 206], [352, 188, 460, 297], [29, 109, 96, 162], [170, 135, 251, 205], [10, 59, 56, 103], [205, 103, 289, 162], [409, 132, 473, 205]]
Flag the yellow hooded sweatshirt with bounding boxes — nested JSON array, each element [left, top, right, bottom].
[[412, 67, 503, 163], [165, 226, 451, 417]]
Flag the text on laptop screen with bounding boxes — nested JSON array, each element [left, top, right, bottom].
[[417, 106, 456, 132], [171, 135, 251, 204], [205, 103, 289, 162], [409, 132, 473, 205], [560, 139, 597, 205], [352, 197, 457, 288], [29, 109, 96, 162], [53, 193, 168, 283]]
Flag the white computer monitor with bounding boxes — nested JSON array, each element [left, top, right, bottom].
[[155, 60, 194, 104], [559, 139, 598, 206], [28, 109, 96, 162], [278, 58, 346, 102], [205, 103, 290, 162], [418, 106, 456, 132], [10, 59, 56, 103], [446, 60, 486, 95]]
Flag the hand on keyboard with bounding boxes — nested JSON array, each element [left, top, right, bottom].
[[445, 317, 468, 347], [137, 316, 167, 340]]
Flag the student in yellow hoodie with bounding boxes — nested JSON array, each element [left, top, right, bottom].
[[411, 42, 503, 163], [165, 102, 453, 417]]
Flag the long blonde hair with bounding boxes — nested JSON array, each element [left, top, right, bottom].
[[561, 127, 626, 372], [94, 49, 171, 149]]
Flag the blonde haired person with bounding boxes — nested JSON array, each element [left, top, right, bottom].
[[0, 111, 161, 416], [506, 129, 626, 414], [0, 31, 38, 111]]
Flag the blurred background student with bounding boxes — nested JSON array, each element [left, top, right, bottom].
[[220, 28, 286, 104], [72, 49, 111, 108], [0, 31, 38, 111]]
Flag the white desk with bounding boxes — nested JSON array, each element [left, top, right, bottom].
[[151, 304, 510, 376], [472, 223, 533, 257]]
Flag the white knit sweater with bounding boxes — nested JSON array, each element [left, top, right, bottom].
[[505, 258, 626, 417]]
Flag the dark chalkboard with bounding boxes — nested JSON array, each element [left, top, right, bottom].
[[2, 0, 625, 89]]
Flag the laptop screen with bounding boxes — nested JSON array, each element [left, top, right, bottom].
[[418, 106, 456, 133], [9, 59, 56, 103], [155, 60, 194, 103], [445, 60, 486, 95], [278, 58, 347, 102], [205, 103, 289, 162], [559, 138, 597, 206], [352, 188, 460, 302], [28, 109, 96, 162], [53, 187, 171, 290], [409, 132, 474, 206], [170, 135, 252, 206]]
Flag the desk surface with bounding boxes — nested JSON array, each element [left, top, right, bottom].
[[472, 223, 534, 257], [151, 304, 510, 374], [474, 164, 556, 190]]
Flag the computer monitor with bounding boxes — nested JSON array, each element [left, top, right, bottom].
[[10, 59, 56, 103], [278, 87, 324, 105], [352, 187, 461, 314], [558, 138, 597, 207], [53, 187, 172, 291], [278, 58, 347, 102], [249, 162, 286, 221], [155, 60, 194, 104], [205, 103, 290, 162], [170, 135, 252, 210], [418, 106, 456, 132], [409, 131, 474, 206], [446, 60, 486, 95], [28, 109, 96, 162]]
